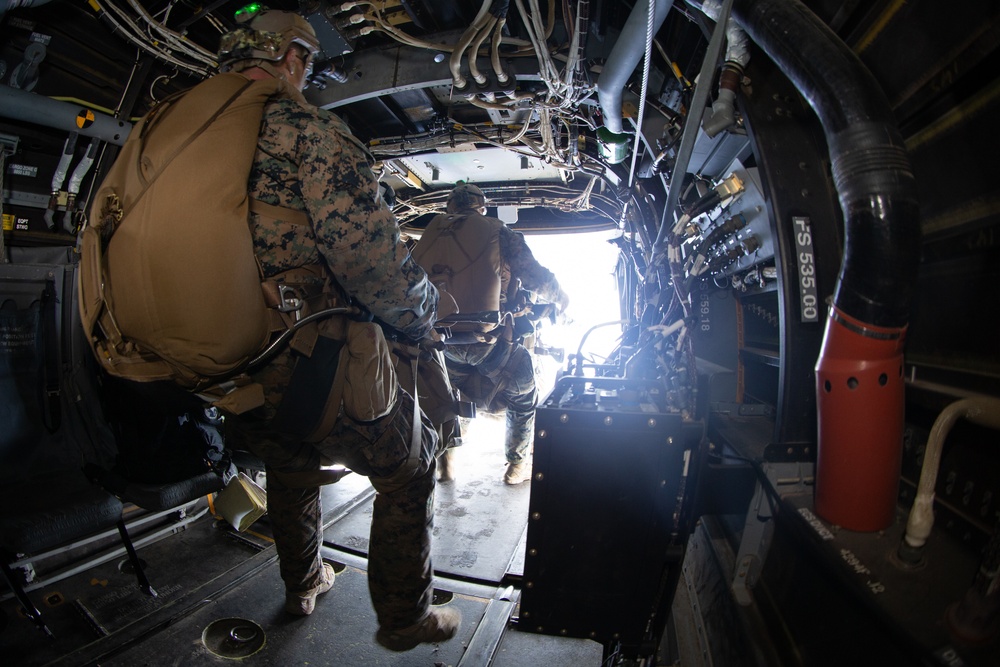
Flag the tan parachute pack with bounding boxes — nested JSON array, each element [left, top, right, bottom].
[[79, 73, 303, 411], [411, 212, 505, 332]]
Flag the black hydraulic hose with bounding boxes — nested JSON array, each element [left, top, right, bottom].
[[732, 0, 920, 328], [692, 212, 746, 264], [685, 188, 722, 220]]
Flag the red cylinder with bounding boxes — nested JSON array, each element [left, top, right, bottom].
[[814, 306, 906, 532]]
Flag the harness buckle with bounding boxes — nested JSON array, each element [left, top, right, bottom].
[[277, 284, 303, 319]]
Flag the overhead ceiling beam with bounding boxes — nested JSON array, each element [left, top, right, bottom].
[[306, 31, 542, 111]]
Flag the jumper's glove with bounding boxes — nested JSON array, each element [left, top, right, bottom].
[[556, 288, 570, 315], [379, 181, 397, 210], [551, 288, 571, 325]]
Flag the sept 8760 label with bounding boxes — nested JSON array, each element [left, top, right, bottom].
[[793, 217, 819, 322]]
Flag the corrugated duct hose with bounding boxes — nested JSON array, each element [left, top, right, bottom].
[[731, 0, 921, 531]]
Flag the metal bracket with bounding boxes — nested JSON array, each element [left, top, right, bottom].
[[711, 401, 775, 417], [731, 461, 814, 605], [0, 133, 18, 158], [2, 189, 49, 209], [653, 0, 736, 251], [763, 440, 815, 462], [458, 585, 519, 666], [276, 284, 303, 316]]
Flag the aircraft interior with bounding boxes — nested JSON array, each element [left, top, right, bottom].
[[1, 0, 999, 665]]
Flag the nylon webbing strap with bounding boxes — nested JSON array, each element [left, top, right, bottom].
[[304, 344, 348, 444], [408, 356, 422, 469], [272, 335, 344, 439]]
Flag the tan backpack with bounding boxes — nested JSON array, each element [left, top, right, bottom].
[[79, 73, 308, 412], [411, 212, 505, 332]]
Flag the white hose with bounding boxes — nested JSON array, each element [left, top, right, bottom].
[[561, 2, 583, 89], [450, 0, 495, 88], [491, 17, 509, 84], [125, 0, 217, 64], [690, 0, 751, 67], [904, 397, 1000, 549], [92, 0, 211, 76], [469, 16, 499, 85]]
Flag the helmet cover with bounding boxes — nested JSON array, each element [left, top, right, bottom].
[[218, 8, 320, 67], [447, 182, 487, 214]]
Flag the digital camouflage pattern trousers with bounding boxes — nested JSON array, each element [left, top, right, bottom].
[[445, 339, 538, 465], [229, 388, 441, 630]]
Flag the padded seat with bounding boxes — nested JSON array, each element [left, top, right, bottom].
[[0, 257, 168, 636], [110, 471, 225, 513], [85, 462, 225, 601], [0, 470, 148, 637], [0, 472, 123, 555]]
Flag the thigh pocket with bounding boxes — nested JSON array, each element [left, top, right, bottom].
[[347, 398, 411, 478], [348, 391, 438, 483], [342, 321, 399, 423]]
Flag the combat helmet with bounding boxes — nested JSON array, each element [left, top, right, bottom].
[[447, 182, 487, 214], [218, 5, 320, 70]]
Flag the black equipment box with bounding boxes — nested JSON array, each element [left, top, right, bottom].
[[518, 376, 702, 654]]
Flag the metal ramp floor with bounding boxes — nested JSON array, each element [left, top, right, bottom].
[[1, 414, 604, 666]]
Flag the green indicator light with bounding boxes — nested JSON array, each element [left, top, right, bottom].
[[235, 3, 263, 22]]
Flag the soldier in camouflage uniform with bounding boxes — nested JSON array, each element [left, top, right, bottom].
[[423, 184, 569, 485], [216, 9, 459, 652]]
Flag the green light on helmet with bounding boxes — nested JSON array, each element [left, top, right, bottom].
[[235, 3, 264, 23]]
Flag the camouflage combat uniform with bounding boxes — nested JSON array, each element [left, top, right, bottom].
[[441, 210, 564, 465], [226, 92, 441, 631]]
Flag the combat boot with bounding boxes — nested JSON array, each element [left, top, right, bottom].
[[437, 448, 456, 482], [375, 606, 461, 651], [284, 561, 336, 616], [503, 461, 529, 485]]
